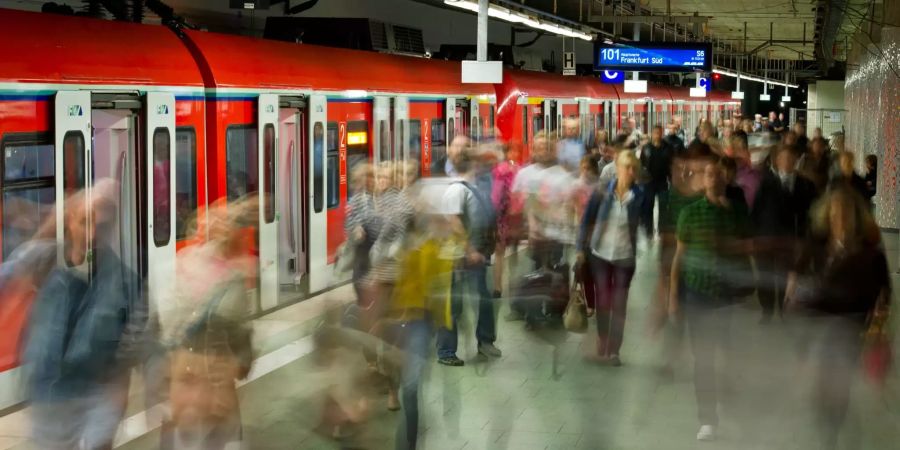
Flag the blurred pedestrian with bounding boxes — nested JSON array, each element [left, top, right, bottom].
[[558, 118, 586, 172], [640, 125, 674, 237], [576, 150, 644, 365], [491, 144, 521, 299], [798, 137, 833, 194]]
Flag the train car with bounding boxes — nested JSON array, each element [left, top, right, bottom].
[[611, 84, 674, 135], [0, 8, 207, 410], [494, 70, 618, 161]]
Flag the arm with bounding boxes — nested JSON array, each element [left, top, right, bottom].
[[668, 239, 685, 316]]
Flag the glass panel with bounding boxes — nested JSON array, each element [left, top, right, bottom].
[[63, 132, 85, 267], [448, 118, 455, 143], [225, 126, 259, 202], [3, 187, 54, 259], [175, 128, 197, 240], [430, 120, 446, 169], [4, 143, 53, 182], [523, 108, 529, 144], [533, 116, 544, 134], [409, 120, 421, 161], [263, 124, 275, 224], [63, 131, 85, 196], [152, 127, 171, 248], [313, 122, 324, 213], [379, 120, 390, 162], [346, 121, 369, 199], [327, 122, 339, 209]]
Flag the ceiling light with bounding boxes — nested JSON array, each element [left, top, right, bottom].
[[444, 0, 593, 41]]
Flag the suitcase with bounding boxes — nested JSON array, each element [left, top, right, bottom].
[[511, 262, 570, 328]]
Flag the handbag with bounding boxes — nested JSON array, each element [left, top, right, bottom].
[[563, 282, 588, 333]]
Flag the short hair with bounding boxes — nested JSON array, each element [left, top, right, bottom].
[[685, 141, 714, 159], [730, 131, 748, 149], [615, 149, 640, 169], [865, 154, 877, 167], [581, 154, 601, 177], [717, 156, 738, 176]]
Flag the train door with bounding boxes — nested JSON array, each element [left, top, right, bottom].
[[469, 98, 480, 143], [578, 99, 590, 143], [256, 94, 279, 310], [543, 100, 558, 138], [278, 98, 306, 290], [53, 91, 90, 270], [393, 97, 409, 162], [374, 96, 391, 165], [308, 94, 328, 292]]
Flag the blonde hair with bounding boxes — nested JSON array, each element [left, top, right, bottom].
[[350, 162, 373, 192], [615, 149, 640, 169], [810, 184, 879, 246]]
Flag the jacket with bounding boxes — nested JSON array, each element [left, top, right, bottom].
[[577, 179, 645, 259], [751, 169, 816, 239]]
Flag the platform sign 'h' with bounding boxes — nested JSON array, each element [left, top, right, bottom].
[[563, 52, 576, 76]]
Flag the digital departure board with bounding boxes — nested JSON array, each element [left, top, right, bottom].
[[594, 42, 712, 72]]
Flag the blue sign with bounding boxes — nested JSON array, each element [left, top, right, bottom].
[[698, 77, 709, 91], [600, 70, 624, 84], [594, 42, 712, 72]]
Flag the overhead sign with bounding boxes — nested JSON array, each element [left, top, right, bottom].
[[563, 52, 576, 76], [698, 77, 709, 91], [623, 79, 647, 94], [461, 60, 503, 84], [689, 87, 707, 98], [600, 70, 624, 83], [594, 42, 712, 72]]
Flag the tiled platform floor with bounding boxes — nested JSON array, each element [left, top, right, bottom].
[[6, 235, 900, 450]]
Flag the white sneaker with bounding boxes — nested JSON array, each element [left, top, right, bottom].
[[696, 424, 716, 441]]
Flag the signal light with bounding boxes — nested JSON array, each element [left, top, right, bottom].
[[713, 73, 721, 80]]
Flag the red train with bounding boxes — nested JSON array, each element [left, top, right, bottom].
[[0, 8, 740, 401]]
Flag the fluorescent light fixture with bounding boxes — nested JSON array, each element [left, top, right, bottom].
[[444, 0, 593, 41], [731, 91, 745, 100], [713, 68, 799, 89], [343, 90, 368, 98], [781, 96, 792, 102], [624, 79, 647, 94], [760, 94, 771, 101], [689, 87, 707, 98]]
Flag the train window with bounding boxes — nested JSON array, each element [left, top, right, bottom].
[[489, 107, 495, 131], [522, 108, 528, 144], [1, 133, 55, 260], [346, 121, 368, 199], [225, 125, 258, 202], [313, 122, 324, 213], [152, 127, 171, 248], [397, 120, 406, 160], [175, 127, 197, 240], [431, 120, 446, 170], [326, 122, 339, 209], [62, 131, 85, 266], [379, 120, 390, 162], [448, 118, 455, 144], [532, 115, 544, 135], [408, 120, 421, 162], [263, 124, 275, 224]]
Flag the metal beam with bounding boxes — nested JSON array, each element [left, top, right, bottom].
[[587, 14, 709, 24]]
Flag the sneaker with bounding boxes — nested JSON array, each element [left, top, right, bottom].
[[437, 356, 465, 367], [478, 343, 502, 358], [608, 355, 622, 367], [696, 424, 716, 441]]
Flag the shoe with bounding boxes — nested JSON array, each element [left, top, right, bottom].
[[478, 343, 502, 358], [608, 354, 622, 367], [437, 356, 465, 366], [696, 424, 716, 441]]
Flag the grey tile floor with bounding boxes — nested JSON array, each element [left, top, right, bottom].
[[121, 234, 900, 450]]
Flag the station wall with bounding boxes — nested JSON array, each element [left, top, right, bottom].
[[845, 27, 900, 229]]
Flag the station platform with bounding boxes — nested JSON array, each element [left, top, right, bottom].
[[3, 235, 900, 450]]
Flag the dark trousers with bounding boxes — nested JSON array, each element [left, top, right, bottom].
[[642, 187, 668, 236], [589, 255, 635, 356], [392, 320, 432, 450], [757, 249, 791, 318], [436, 265, 495, 358], [684, 289, 733, 426], [530, 238, 564, 270]]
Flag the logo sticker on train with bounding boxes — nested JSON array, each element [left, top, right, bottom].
[[156, 104, 169, 115], [68, 105, 83, 117], [265, 104, 275, 113]]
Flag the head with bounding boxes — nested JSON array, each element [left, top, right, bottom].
[[615, 150, 640, 187], [716, 118, 725, 128], [594, 130, 609, 148], [727, 131, 749, 160], [774, 146, 799, 174], [580, 154, 600, 180], [351, 162, 375, 193], [375, 162, 395, 194], [698, 122, 715, 142], [865, 154, 877, 172], [666, 120, 678, 136], [810, 137, 828, 158], [564, 118, 580, 139], [718, 156, 738, 184], [448, 135, 470, 166], [741, 119, 754, 134], [402, 160, 420, 189], [531, 132, 556, 165], [782, 131, 798, 147], [793, 122, 806, 137], [811, 183, 879, 246], [601, 144, 616, 163], [813, 127, 823, 139], [703, 159, 727, 197], [626, 117, 637, 132], [838, 151, 855, 177], [778, 112, 785, 121], [650, 125, 663, 144], [674, 116, 683, 128], [769, 111, 777, 121], [722, 126, 734, 141]]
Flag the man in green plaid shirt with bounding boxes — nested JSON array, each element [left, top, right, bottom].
[[668, 157, 751, 442]]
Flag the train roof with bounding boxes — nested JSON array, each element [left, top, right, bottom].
[[0, 8, 204, 87], [184, 30, 493, 96], [497, 70, 618, 99]]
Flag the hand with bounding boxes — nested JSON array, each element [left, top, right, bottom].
[[466, 251, 485, 266], [354, 226, 366, 242], [585, 307, 595, 317]]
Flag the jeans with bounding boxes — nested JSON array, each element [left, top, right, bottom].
[[588, 255, 635, 356], [683, 289, 732, 426], [393, 320, 432, 450], [436, 265, 495, 359], [31, 379, 129, 450]]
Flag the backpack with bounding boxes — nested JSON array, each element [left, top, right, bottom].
[[454, 180, 498, 257]]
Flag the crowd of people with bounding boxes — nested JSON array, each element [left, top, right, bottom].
[[0, 109, 888, 450], [333, 111, 888, 450]]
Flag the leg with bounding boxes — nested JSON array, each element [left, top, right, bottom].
[[814, 317, 864, 449], [436, 270, 464, 360], [474, 266, 497, 345], [396, 320, 432, 450], [589, 256, 614, 356], [493, 241, 507, 297], [80, 377, 131, 450], [756, 251, 777, 319], [607, 264, 636, 357], [684, 294, 720, 427]]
